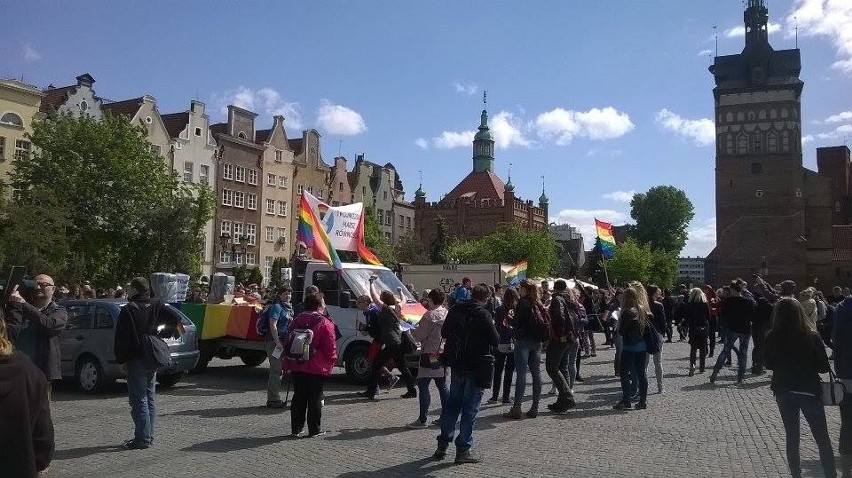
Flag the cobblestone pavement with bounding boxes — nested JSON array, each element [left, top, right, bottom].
[[48, 337, 842, 477]]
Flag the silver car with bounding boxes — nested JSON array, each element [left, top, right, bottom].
[[59, 299, 199, 393]]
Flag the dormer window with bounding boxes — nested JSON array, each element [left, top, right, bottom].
[[238, 131, 247, 140], [195, 127, 202, 137], [0, 112, 23, 127], [80, 101, 89, 112]]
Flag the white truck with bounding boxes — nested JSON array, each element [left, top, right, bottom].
[[398, 263, 506, 296]]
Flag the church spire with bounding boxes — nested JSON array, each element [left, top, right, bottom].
[[744, 0, 770, 50], [472, 90, 495, 173]]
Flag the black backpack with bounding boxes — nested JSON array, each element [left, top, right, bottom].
[[441, 304, 469, 368]]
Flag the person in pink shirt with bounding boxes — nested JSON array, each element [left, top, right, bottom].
[[282, 293, 337, 438]]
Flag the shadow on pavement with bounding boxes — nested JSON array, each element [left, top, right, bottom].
[[324, 426, 418, 441], [181, 435, 285, 453], [336, 457, 456, 478], [169, 405, 284, 418], [53, 444, 122, 461]]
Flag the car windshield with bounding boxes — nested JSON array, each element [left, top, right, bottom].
[[345, 268, 416, 303]]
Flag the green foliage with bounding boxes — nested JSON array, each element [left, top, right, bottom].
[[232, 265, 248, 286], [246, 266, 264, 286], [267, 257, 288, 289], [395, 232, 427, 264], [363, 206, 394, 264], [429, 215, 450, 264], [1, 111, 213, 286], [444, 223, 559, 277], [607, 237, 653, 285], [580, 241, 610, 286], [630, 186, 695, 253], [648, 249, 679, 290]]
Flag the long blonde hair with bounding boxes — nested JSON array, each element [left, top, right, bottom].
[[620, 286, 649, 332], [772, 297, 817, 335], [689, 287, 707, 303], [0, 316, 13, 356]]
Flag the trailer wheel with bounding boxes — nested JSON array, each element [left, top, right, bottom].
[[344, 342, 372, 384]]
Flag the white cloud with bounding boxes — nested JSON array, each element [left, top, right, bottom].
[[725, 22, 782, 38], [433, 130, 476, 149], [491, 111, 530, 149], [655, 109, 715, 147], [817, 124, 852, 140], [802, 134, 815, 144], [826, 111, 852, 123], [602, 190, 635, 203], [212, 86, 302, 129], [316, 100, 367, 135], [535, 107, 634, 145], [550, 209, 629, 249], [697, 49, 714, 56], [787, 0, 852, 73], [454, 82, 479, 96], [23, 42, 41, 62], [682, 218, 716, 258], [414, 138, 429, 150], [587, 148, 623, 157]]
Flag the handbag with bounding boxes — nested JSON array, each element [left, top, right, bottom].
[[821, 369, 847, 406], [419, 353, 443, 370], [643, 323, 662, 355], [130, 302, 172, 370], [497, 342, 515, 354]]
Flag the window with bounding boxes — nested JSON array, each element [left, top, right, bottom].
[[279, 176, 287, 188], [339, 182, 343, 192], [221, 188, 233, 206], [751, 162, 763, 174], [383, 191, 388, 201], [752, 133, 762, 153], [275, 149, 283, 162], [767, 132, 778, 152], [266, 198, 275, 214], [266, 226, 275, 242], [406, 217, 411, 229], [150, 145, 161, 156], [183, 162, 194, 182], [795, 188, 803, 198], [246, 252, 256, 265], [399, 214, 404, 228], [236, 252, 244, 265], [737, 134, 748, 154], [362, 186, 366, 197], [145, 116, 153, 124], [65, 305, 91, 330], [220, 220, 232, 236], [235, 165, 245, 183], [755, 189, 765, 198], [278, 200, 288, 216], [385, 214, 391, 226], [220, 250, 231, 264], [781, 131, 790, 152], [80, 100, 89, 112], [267, 173, 276, 186], [233, 222, 244, 238], [277, 227, 286, 240], [318, 189, 324, 199], [194, 127, 202, 137], [377, 209, 384, 224], [307, 186, 313, 195], [93, 306, 113, 329], [247, 193, 257, 210], [266, 257, 273, 281], [248, 169, 258, 185], [0, 112, 23, 127], [238, 131, 247, 140], [14, 140, 31, 161], [312, 271, 342, 306], [199, 165, 210, 185], [246, 224, 256, 245], [223, 164, 233, 180], [0, 137, 5, 161], [234, 191, 245, 208], [297, 185, 303, 195]]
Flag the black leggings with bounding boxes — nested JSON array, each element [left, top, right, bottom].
[[291, 372, 325, 435], [689, 333, 708, 371], [492, 350, 515, 401], [367, 344, 415, 396]]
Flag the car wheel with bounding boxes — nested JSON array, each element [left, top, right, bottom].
[[344, 342, 372, 384], [239, 350, 268, 367], [75, 355, 108, 394], [157, 371, 183, 388]]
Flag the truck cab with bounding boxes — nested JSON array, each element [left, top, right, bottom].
[[292, 259, 425, 383]]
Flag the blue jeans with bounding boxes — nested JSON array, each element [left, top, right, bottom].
[[713, 331, 749, 381], [126, 358, 157, 445], [619, 350, 648, 404], [775, 391, 837, 477], [513, 340, 542, 406], [417, 376, 447, 424], [437, 369, 484, 454]]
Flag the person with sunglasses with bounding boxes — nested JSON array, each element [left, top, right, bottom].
[[5, 274, 68, 401]]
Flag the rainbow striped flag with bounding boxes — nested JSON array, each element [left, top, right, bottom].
[[354, 211, 383, 266], [595, 219, 616, 260], [297, 192, 343, 271], [505, 261, 528, 286]]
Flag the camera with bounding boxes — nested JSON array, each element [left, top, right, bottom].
[[19, 277, 38, 293]]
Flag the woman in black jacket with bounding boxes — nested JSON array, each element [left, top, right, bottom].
[[488, 288, 517, 404], [765, 298, 837, 478], [682, 288, 711, 376]]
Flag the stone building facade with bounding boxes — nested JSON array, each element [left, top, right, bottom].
[[101, 95, 171, 160], [40, 73, 102, 119], [256, 115, 294, 282], [328, 156, 351, 207], [289, 129, 331, 253], [705, 0, 845, 289], [0, 79, 43, 188], [414, 107, 549, 254]]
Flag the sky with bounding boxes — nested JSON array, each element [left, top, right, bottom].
[[2, 0, 851, 257]]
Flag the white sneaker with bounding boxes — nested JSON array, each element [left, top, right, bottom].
[[386, 375, 400, 392]]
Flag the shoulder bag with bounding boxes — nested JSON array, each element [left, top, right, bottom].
[[130, 302, 172, 370], [822, 369, 847, 406]]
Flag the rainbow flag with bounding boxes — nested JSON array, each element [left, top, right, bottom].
[[354, 211, 383, 266], [595, 219, 616, 260], [297, 192, 343, 271], [505, 261, 528, 286]]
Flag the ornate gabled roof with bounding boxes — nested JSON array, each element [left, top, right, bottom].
[[161, 112, 189, 139], [442, 170, 506, 203], [39, 85, 75, 113], [101, 97, 144, 117]]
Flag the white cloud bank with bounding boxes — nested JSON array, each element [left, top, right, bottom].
[[655, 109, 715, 147], [682, 218, 717, 258], [433, 130, 476, 149], [316, 100, 367, 135], [817, 124, 852, 140], [212, 86, 302, 129], [454, 82, 479, 96], [414, 138, 429, 150], [602, 190, 635, 203], [535, 107, 635, 145], [826, 111, 852, 123], [725, 22, 782, 38], [787, 0, 852, 74], [23, 42, 41, 62], [550, 209, 629, 249]]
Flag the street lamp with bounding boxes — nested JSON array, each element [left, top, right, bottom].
[[219, 232, 249, 264]]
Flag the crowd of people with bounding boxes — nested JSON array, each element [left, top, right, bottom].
[[2, 269, 852, 476]]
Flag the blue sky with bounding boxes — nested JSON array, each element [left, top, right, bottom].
[[3, 0, 851, 256]]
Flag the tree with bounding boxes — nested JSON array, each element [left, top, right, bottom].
[[648, 249, 679, 290], [444, 223, 559, 278], [0, 186, 73, 277], [580, 241, 610, 286], [4, 111, 213, 285], [395, 232, 428, 264], [630, 186, 695, 253], [429, 215, 450, 264], [606, 238, 653, 285], [232, 265, 248, 286], [267, 257, 288, 289], [246, 266, 264, 286], [363, 206, 394, 264]]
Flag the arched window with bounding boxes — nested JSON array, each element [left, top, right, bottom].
[[237, 131, 247, 140], [0, 112, 23, 127], [737, 133, 748, 154], [747, 111, 756, 121], [752, 132, 762, 153], [737, 112, 745, 122], [770, 109, 778, 119], [759, 110, 767, 120], [726, 112, 734, 123], [781, 130, 790, 152], [726, 134, 735, 154], [767, 131, 779, 152]]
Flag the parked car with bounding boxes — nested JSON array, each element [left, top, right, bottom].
[[58, 299, 199, 393]]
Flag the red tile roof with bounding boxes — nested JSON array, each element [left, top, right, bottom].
[[101, 97, 143, 117], [160, 112, 189, 139], [442, 170, 506, 203], [210, 123, 227, 137], [255, 129, 271, 143], [288, 138, 303, 155], [833, 226, 852, 261], [39, 85, 75, 113]]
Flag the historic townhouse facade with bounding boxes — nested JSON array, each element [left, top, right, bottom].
[[162, 100, 219, 277], [289, 129, 331, 254], [101, 95, 171, 160], [257, 115, 294, 282], [40, 73, 102, 119], [211, 106, 264, 272], [328, 156, 351, 207], [0, 79, 43, 188]]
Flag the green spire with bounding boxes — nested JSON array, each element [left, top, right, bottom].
[[472, 91, 495, 173], [505, 164, 515, 192], [539, 176, 548, 206]]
